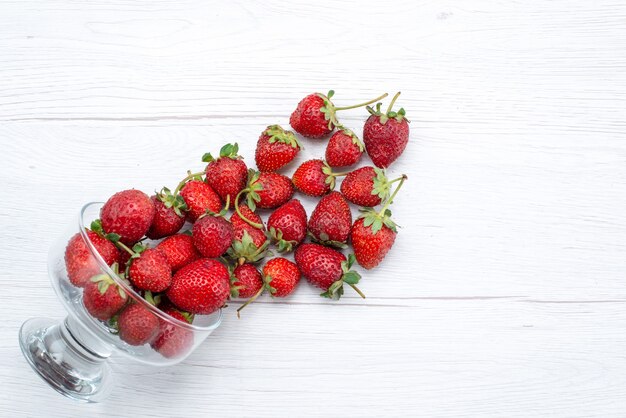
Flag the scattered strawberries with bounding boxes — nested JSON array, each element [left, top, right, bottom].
[[118, 303, 159, 346], [255, 125, 301, 172], [155, 234, 200, 272], [267, 199, 307, 252], [151, 303, 194, 358], [83, 273, 127, 320], [192, 214, 234, 258], [203, 143, 248, 208], [363, 92, 409, 168], [340, 166, 398, 207], [101, 189, 155, 245], [325, 128, 364, 167], [308, 191, 352, 247], [180, 179, 222, 222], [230, 263, 263, 299], [65, 229, 120, 287], [128, 248, 172, 292], [295, 244, 364, 299], [292, 159, 343, 197], [166, 258, 230, 314]]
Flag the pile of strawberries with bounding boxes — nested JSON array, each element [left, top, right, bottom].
[[64, 90, 409, 357]]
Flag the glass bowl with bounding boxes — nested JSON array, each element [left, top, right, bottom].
[[18, 202, 222, 402]]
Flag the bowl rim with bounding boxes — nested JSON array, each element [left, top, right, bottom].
[[78, 201, 223, 333]]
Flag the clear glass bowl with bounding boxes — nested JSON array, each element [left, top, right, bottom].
[[18, 202, 222, 402]]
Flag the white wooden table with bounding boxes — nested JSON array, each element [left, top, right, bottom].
[[2, 1, 626, 416]]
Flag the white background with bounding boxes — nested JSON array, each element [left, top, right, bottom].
[[2, 1, 626, 417]]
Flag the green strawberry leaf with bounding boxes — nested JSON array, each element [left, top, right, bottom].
[[202, 152, 215, 163]]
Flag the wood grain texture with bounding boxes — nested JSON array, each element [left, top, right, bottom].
[[2, 0, 626, 416]]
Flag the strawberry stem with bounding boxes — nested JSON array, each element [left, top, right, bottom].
[[115, 241, 135, 257], [234, 189, 264, 229], [385, 92, 401, 114], [173, 171, 205, 195], [378, 174, 407, 216], [330, 170, 351, 177], [236, 285, 265, 318], [349, 283, 366, 299], [334, 93, 389, 111]]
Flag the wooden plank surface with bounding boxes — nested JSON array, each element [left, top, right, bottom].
[[1, 1, 626, 416]]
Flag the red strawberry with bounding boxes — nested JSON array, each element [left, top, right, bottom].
[[237, 170, 294, 212], [290, 91, 388, 139], [166, 258, 230, 314], [267, 199, 307, 252], [65, 229, 120, 287], [237, 257, 301, 317], [351, 175, 406, 269], [151, 304, 194, 358], [83, 274, 127, 320], [192, 214, 234, 258], [294, 244, 364, 299], [230, 263, 263, 299], [255, 125, 301, 172], [203, 143, 248, 208], [101, 189, 155, 244], [340, 166, 399, 207], [229, 205, 268, 263], [128, 248, 172, 292], [363, 92, 409, 168], [292, 159, 344, 197], [180, 179, 222, 222], [146, 195, 185, 239], [325, 128, 364, 167], [118, 303, 159, 346], [308, 191, 352, 246], [156, 234, 200, 272]]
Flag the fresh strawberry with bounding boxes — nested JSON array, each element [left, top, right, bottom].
[[255, 125, 301, 172], [340, 166, 399, 207], [151, 304, 194, 358], [65, 229, 120, 287], [237, 257, 301, 317], [292, 159, 343, 197], [180, 179, 222, 222], [363, 92, 409, 168], [203, 143, 248, 208], [83, 273, 127, 320], [100, 189, 155, 244], [192, 213, 234, 258], [307, 191, 352, 246], [128, 248, 172, 292], [228, 205, 268, 263], [290, 90, 388, 138], [230, 263, 263, 299], [118, 303, 159, 346], [294, 244, 364, 299], [156, 233, 200, 272], [166, 258, 230, 314], [267, 199, 307, 252], [325, 128, 364, 167], [237, 170, 294, 215], [146, 195, 185, 239], [351, 175, 407, 269]]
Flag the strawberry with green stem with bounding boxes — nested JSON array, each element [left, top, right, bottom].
[[290, 90, 389, 138], [292, 159, 349, 197], [229, 262, 263, 299], [113, 238, 172, 292], [255, 125, 302, 172], [117, 291, 160, 346], [234, 169, 294, 228], [179, 172, 223, 223], [267, 199, 307, 253], [340, 166, 405, 207], [228, 204, 269, 264], [325, 128, 364, 168], [83, 263, 128, 321], [203, 143, 248, 208], [351, 174, 407, 269], [192, 197, 235, 258]]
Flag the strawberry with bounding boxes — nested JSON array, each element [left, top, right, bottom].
[[128, 248, 172, 292], [230, 263, 263, 299], [292, 159, 345, 197], [155, 233, 200, 272], [146, 195, 185, 239], [118, 303, 159, 346], [340, 166, 400, 207], [294, 244, 364, 299], [228, 205, 268, 263], [166, 258, 230, 314], [180, 179, 222, 223], [290, 90, 388, 138], [351, 175, 407, 269], [255, 125, 301, 172], [308, 191, 352, 247], [151, 304, 194, 358], [192, 213, 234, 258], [325, 128, 364, 167], [236, 170, 294, 215], [100, 189, 155, 244], [236, 257, 301, 317], [363, 92, 409, 168], [203, 143, 248, 208], [83, 273, 127, 320], [65, 228, 120, 287], [267, 199, 307, 252]]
